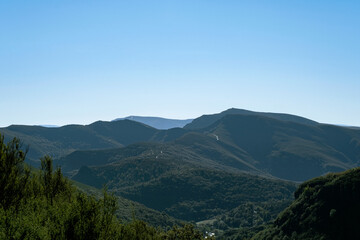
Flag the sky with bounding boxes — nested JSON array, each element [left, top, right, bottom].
[[1, 0, 359, 127]]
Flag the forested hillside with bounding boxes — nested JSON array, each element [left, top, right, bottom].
[[2, 109, 360, 182], [1, 108, 360, 239], [252, 167, 360, 240], [0, 135, 211, 239], [0, 120, 168, 164]]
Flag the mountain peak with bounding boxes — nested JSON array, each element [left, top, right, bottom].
[[184, 108, 318, 130]]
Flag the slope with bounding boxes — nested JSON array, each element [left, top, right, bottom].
[[0, 120, 184, 165], [201, 114, 360, 181], [72, 180, 184, 229], [253, 167, 360, 240], [73, 158, 295, 221], [184, 108, 318, 130]]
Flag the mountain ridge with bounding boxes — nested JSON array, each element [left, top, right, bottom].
[[184, 108, 318, 130], [1, 108, 359, 181], [113, 116, 193, 130]]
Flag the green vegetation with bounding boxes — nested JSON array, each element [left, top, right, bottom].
[[2, 109, 360, 182], [72, 180, 184, 229], [0, 135, 211, 239], [203, 114, 360, 181], [1, 108, 360, 239], [3, 109, 360, 182], [0, 120, 166, 164], [71, 146, 296, 233], [251, 168, 360, 240]]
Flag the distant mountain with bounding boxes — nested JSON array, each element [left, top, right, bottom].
[[1, 109, 359, 181], [202, 114, 360, 181], [60, 114, 360, 182], [184, 108, 318, 130], [0, 120, 167, 164], [113, 116, 193, 130], [253, 167, 360, 240], [2, 108, 360, 233], [59, 113, 359, 229], [38, 125, 60, 128]]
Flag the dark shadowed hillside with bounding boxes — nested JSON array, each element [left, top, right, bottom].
[[202, 114, 360, 181], [253, 167, 360, 240], [72, 180, 184, 229], [72, 156, 296, 225]]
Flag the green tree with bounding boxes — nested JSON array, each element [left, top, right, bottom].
[[0, 134, 30, 210]]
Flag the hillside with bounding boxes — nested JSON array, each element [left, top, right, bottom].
[[184, 108, 318, 130], [2, 108, 359, 182], [1, 108, 358, 185], [58, 114, 360, 183], [2, 108, 360, 238], [0, 136, 207, 239], [70, 144, 297, 228], [202, 114, 360, 181], [0, 120, 172, 165], [72, 180, 184, 229], [113, 116, 193, 130], [253, 167, 360, 240]]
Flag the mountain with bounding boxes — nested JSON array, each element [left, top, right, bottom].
[[2, 109, 360, 182], [200, 114, 360, 181], [60, 112, 360, 230], [113, 116, 193, 130], [57, 113, 360, 183], [59, 137, 296, 226], [0, 120, 163, 164], [184, 108, 318, 130], [2, 108, 360, 235], [252, 167, 360, 240], [71, 154, 296, 224]]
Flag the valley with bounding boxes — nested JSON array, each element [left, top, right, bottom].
[[1, 108, 360, 239]]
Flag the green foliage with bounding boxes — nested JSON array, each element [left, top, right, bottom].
[[253, 168, 360, 240], [0, 135, 30, 210], [0, 135, 207, 239]]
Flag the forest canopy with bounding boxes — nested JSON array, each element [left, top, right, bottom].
[[0, 134, 211, 240]]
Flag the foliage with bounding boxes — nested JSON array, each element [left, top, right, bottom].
[[252, 168, 360, 240], [0, 135, 210, 239]]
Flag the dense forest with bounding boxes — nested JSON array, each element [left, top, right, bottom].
[[0, 135, 212, 239], [252, 167, 360, 240]]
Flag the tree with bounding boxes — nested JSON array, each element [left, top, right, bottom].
[[0, 134, 30, 210]]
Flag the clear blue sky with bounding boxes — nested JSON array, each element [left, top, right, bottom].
[[1, 1, 359, 127]]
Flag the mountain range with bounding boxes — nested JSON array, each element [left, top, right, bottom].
[[2, 108, 358, 181], [1, 108, 360, 236]]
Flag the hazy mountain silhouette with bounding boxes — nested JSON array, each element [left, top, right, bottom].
[[113, 116, 193, 130]]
